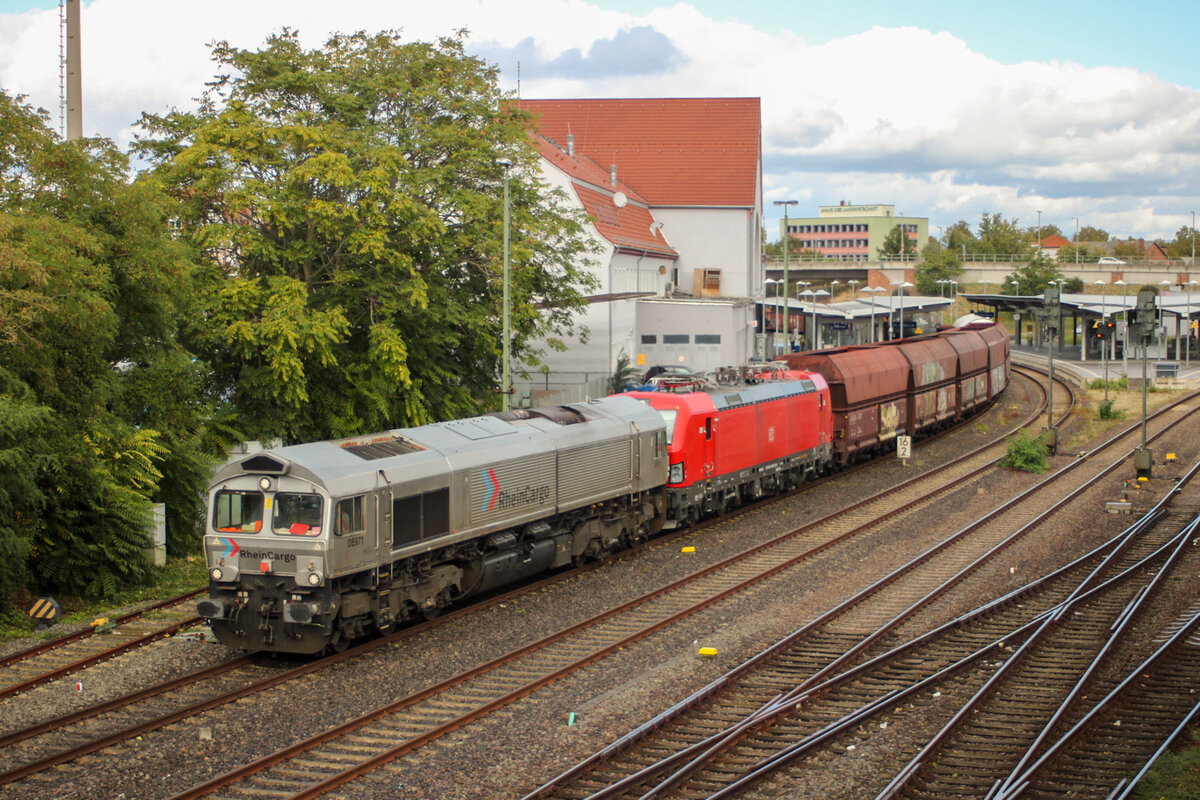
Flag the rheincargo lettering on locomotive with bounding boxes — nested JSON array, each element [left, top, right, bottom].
[[239, 550, 297, 564], [496, 484, 552, 510]]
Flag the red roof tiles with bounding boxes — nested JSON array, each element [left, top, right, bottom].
[[521, 98, 761, 208]]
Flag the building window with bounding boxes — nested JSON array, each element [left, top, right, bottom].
[[695, 334, 721, 344], [663, 334, 689, 344], [641, 335, 657, 344]]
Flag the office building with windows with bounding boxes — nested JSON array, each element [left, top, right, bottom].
[[782, 203, 928, 261]]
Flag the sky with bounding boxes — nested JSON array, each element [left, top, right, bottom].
[[2, 0, 1198, 242]]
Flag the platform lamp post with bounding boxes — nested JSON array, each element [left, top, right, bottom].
[[1187, 280, 1197, 367], [893, 281, 913, 340], [1160, 279, 1172, 357], [1114, 279, 1127, 375], [1095, 279, 1109, 402], [950, 279, 959, 312], [799, 286, 814, 350], [813, 288, 830, 349], [864, 286, 884, 343], [936, 279, 947, 297], [497, 157, 513, 411], [762, 279, 780, 359], [774, 200, 798, 352], [794, 281, 810, 350]]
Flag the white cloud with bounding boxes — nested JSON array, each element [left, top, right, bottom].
[[1, 0, 1198, 238]]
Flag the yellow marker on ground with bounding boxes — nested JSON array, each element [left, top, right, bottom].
[[698, 647, 718, 657], [681, 546, 696, 553]]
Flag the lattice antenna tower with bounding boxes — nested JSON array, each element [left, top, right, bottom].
[[58, 0, 66, 137]]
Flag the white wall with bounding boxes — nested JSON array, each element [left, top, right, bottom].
[[654, 207, 758, 297]]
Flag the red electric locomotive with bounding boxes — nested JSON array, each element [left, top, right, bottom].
[[626, 366, 833, 528]]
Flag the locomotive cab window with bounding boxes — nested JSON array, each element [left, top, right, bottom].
[[213, 490, 264, 533], [273, 493, 324, 536], [335, 496, 364, 535]]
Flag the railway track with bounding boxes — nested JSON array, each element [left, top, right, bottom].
[[0, 367, 1077, 798], [121, 376, 1148, 799], [0, 371, 1051, 784], [520, 390, 1200, 800], [0, 590, 205, 701]]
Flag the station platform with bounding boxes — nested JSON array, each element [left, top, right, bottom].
[[1010, 344, 1200, 388]]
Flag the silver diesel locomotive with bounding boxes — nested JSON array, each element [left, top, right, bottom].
[[197, 396, 668, 653]]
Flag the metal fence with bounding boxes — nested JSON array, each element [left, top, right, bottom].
[[512, 372, 612, 407]]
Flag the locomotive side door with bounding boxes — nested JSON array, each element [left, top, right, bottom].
[[378, 489, 392, 554], [703, 416, 715, 477]]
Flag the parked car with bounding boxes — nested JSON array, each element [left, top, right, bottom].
[[1098, 256, 1126, 265], [642, 365, 695, 383]]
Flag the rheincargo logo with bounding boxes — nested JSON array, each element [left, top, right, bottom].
[[240, 550, 297, 564], [481, 468, 551, 512]]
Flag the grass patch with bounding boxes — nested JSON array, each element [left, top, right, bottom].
[[0, 557, 207, 644], [1134, 728, 1200, 799]]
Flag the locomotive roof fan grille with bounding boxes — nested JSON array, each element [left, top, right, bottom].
[[341, 434, 425, 460], [240, 454, 286, 473]]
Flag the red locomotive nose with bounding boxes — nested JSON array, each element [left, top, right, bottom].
[[260, 560, 271, 573]]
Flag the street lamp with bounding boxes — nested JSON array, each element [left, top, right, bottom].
[[774, 200, 798, 350], [863, 286, 884, 343], [498, 157, 513, 410], [1073, 217, 1079, 264], [936, 279, 947, 298], [830, 279, 840, 300], [949, 279, 959, 308], [848, 279, 860, 301]]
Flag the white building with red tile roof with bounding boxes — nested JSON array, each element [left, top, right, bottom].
[[517, 98, 763, 399]]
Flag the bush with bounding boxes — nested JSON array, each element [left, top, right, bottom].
[[999, 430, 1049, 473], [1098, 399, 1124, 420]]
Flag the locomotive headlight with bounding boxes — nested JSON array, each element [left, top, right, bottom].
[[210, 567, 224, 582], [668, 462, 685, 484], [307, 572, 322, 586]]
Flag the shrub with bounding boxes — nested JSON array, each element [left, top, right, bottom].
[[999, 430, 1049, 473], [1098, 399, 1124, 420]]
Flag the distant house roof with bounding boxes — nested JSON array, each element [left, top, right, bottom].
[[520, 98, 761, 208], [1040, 234, 1071, 249], [536, 136, 676, 259]]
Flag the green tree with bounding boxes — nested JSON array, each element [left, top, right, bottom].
[[1003, 254, 1065, 295], [1026, 223, 1062, 243], [136, 30, 597, 442], [944, 220, 978, 257], [915, 246, 964, 295], [977, 212, 1027, 256], [1113, 239, 1145, 259], [1054, 242, 1100, 263], [1078, 225, 1109, 242], [0, 91, 213, 603], [877, 224, 914, 259], [1165, 226, 1198, 260]]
